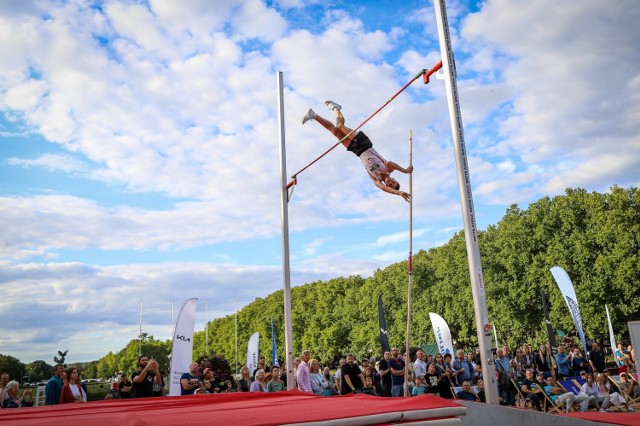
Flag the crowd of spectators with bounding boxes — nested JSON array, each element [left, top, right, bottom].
[[1, 341, 637, 412]]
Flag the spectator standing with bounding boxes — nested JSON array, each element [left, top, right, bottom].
[[252, 356, 269, 380], [119, 373, 133, 398], [476, 379, 486, 402], [323, 367, 336, 395], [588, 343, 606, 374], [614, 343, 626, 369], [45, 364, 64, 405], [413, 350, 427, 380], [131, 355, 162, 398], [237, 365, 252, 392], [555, 346, 573, 379], [250, 369, 267, 392], [180, 362, 203, 396], [388, 347, 406, 397], [522, 345, 534, 371], [424, 363, 440, 396], [378, 351, 392, 397], [309, 360, 329, 396], [452, 349, 472, 386], [412, 376, 426, 396], [341, 353, 365, 395], [60, 368, 86, 403], [495, 349, 515, 406], [572, 348, 589, 375], [296, 350, 312, 393], [438, 353, 455, 398], [334, 358, 346, 394], [267, 366, 285, 392], [535, 344, 552, 379], [0, 373, 9, 402], [1, 381, 32, 408]]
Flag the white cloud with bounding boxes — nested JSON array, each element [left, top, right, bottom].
[[8, 154, 89, 174], [0, 0, 638, 363]]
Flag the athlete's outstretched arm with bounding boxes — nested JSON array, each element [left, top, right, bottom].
[[386, 161, 413, 174], [371, 176, 411, 202]]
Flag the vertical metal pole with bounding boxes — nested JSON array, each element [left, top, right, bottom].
[[493, 325, 499, 350], [235, 307, 238, 374], [433, 0, 499, 404], [277, 71, 295, 389], [404, 130, 414, 397], [404, 130, 413, 396], [139, 300, 143, 356], [205, 301, 209, 353]]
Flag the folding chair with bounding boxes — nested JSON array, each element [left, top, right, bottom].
[[511, 379, 533, 409], [541, 385, 577, 413], [573, 376, 586, 387], [609, 375, 640, 408], [558, 379, 581, 396], [451, 386, 462, 398]]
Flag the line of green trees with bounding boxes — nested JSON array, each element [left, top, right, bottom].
[[194, 186, 639, 367], [2, 186, 638, 376]]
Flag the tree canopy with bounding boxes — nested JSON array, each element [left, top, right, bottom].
[[2, 186, 637, 373], [197, 186, 639, 367]]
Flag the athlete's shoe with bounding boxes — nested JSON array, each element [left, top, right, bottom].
[[302, 108, 316, 124], [324, 100, 342, 111]]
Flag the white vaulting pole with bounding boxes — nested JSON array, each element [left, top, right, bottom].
[[277, 71, 295, 389], [433, 0, 499, 404], [404, 130, 414, 397], [139, 300, 143, 356], [205, 301, 209, 353]]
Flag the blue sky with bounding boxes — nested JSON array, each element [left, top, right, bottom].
[[1, 0, 638, 363]]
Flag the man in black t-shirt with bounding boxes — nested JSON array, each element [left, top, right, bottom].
[[378, 351, 392, 397], [588, 343, 606, 373], [131, 355, 162, 397], [340, 353, 364, 395], [520, 369, 542, 411]]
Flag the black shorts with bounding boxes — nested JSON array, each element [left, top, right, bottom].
[[346, 131, 373, 157]]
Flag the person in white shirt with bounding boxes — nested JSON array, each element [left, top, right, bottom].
[[579, 373, 604, 411], [296, 350, 312, 393], [413, 349, 427, 380]]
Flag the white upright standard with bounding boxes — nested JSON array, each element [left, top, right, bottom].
[[277, 71, 295, 389], [433, 0, 499, 404]]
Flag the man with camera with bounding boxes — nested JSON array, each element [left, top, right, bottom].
[[132, 355, 162, 397]]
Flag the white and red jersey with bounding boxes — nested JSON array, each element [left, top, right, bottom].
[[358, 147, 389, 182]]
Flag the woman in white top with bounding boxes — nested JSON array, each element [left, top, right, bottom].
[[60, 368, 86, 403], [595, 373, 633, 412]]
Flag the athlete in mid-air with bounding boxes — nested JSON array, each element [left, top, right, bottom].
[[302, 101, 413, 201]]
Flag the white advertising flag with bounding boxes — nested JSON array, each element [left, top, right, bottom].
[[550, 266, 588, 355], [429, 312, 454, 356], [169, 298, 198, 396], [247, 332, 260, 378], [605, 305, 617, 360]]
